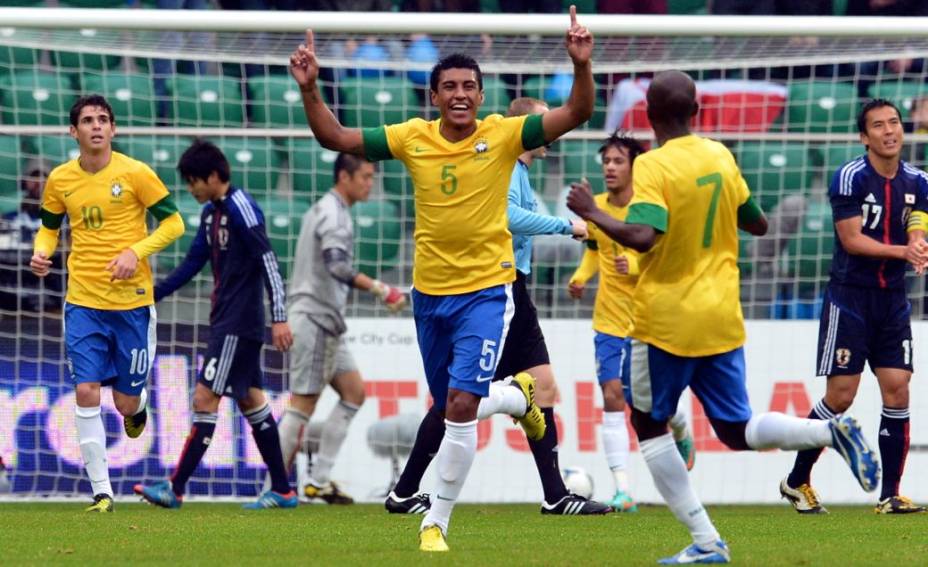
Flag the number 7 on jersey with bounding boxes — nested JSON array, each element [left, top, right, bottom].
[[697, 172, 723, 248]]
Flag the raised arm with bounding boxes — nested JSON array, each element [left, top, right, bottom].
[[290, 29, 365, 155], [540, 5, 595, 144]]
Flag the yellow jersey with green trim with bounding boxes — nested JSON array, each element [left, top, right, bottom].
[[363, 113, 545, 295], [626, 134, 751, 357], [40, 152, 175, 310], [587, 192, 638, 337]]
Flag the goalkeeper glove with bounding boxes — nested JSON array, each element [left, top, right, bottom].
[[370, 280, 407, 313]]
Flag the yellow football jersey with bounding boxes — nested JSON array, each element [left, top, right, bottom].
[[626, 135, 751, 357], [573, 192, 639, 337], [39, 152, 176, 310], [363, 114, 545, 295]]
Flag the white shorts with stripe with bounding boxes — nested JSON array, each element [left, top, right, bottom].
[[288, 313, 358, 396]]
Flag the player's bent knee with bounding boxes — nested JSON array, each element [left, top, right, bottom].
[[629, 407, 667, 441], [192, 389, 221, 414], [75, 383, 101, 407], [601, 381, 625, 412], [710, 418, 750, 451], [112, 396, 137, 417], [445, 390, 480, 422]]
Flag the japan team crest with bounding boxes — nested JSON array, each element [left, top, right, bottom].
[[835, 348, 851, 367]]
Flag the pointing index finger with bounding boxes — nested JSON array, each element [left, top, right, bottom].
[[569, 4, 577, 27], [305, 29, 314, 53]]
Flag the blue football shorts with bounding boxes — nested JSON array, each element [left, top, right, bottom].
[[594, 332, 631, 386]]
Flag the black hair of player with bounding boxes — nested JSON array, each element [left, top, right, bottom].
[[599, 130, 645, 165], [857, 98, 902, 135], [177, 138, 231, 184], [333, 152, 374, 183], [69, 94, 115, 127], [429, 53, 483, 93]]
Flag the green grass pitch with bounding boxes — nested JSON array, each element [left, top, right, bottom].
[[2, 502, 926, 565]]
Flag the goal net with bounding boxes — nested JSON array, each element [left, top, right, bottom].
[[2, 8, 928, 504]]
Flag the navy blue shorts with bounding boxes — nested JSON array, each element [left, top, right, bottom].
[[411, 284, 514, 410], [198, 334, 264, 400], [64, 303, 156, 396], [816, 283, 913, 376], [494, 272, 549, 380]]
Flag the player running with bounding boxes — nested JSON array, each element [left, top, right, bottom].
[[276, 152, 407, 505], [133, 140, 296, 510], [567, 70, 881, 564], [781, 99, 928, 516], [567, 131, 694, 513], [290, 5, 594, 551], [384, 97, 612, 517], [30, 94, 185, 512]]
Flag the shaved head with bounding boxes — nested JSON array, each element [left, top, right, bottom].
[[646, 70, 698, 130]]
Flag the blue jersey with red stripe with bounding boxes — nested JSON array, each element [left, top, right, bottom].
[[828, 156, 928, 289], [155, 186, 287, 340]]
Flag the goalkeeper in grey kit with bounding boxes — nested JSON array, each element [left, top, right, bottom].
[[276, 152, 407, 503]]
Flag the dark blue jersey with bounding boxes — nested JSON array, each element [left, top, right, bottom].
[[828, 156, 928, 289], [155, 186, 287, 340]]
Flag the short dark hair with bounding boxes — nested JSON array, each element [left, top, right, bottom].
[[429, 53, 483, 93], [177, 139, 230, 184], [857, 98, 902, 134], [333, 152, 372, 183], [69, 94, 114, 127], [599, 130, 646, 164]]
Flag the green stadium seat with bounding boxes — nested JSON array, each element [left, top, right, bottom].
[[25, 136, 80, 166], [832, 0, 848, 15], [812, 142, 863, 183], [0, 70, 76, 126], [867, 81, 928, 123], [214, 137, 281, 196], [668, 0, 708, 14], [261, 197, 304, 280], [382, 158, 415, 221], [339, 77, 417, 128], [784, 200, 833, 295], [156, 192, 204, 274], [563, 0, 595, 13], [169, 75, 245, 127], [49, 30, 123, 74], [60, 0, 128, 6], [733, 141, 813, 213], [0, 136, 24, 212], [112, 136, 192, 193], [248, 75, 318, 129], [0, 28, 41, 77], [478, 76, 512, 119], [521, 75, 606, 129], [353, 199, 401, 276], [286, 138, 339, 199], [559, 140, 604, 190], [81, 73, 157, 127], [786, 80, 858, 133]]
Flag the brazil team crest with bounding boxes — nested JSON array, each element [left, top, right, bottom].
[[474, 139, 489, 153], [110, 182, 123, 198]]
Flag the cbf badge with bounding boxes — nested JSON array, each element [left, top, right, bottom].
[[111, 182, 123, 198], [835, 348, 851, 368]]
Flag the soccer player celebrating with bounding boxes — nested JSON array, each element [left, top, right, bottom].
[[781, 99, 928, 515], [290, 5, 594, 551], [567, 71, 881, 564], [276, 152, 407, 505], [30, 95, 185, 512], [133, 140, 296, 510], [567, 131, 695, 513], [384, 97, 612, 517]]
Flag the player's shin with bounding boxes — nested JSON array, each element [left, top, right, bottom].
[[529, 407, 569, 503], [878, 406, 910, 500], [476, 381, 526, 419], [171, 412, 217, 496], [310, 400, 359, 486], [245, 403, 291, 494], [76, 406, 113, 498], [603, 411, 631, 492], [421, 419, 478, 536], [744, 412, 832, 451], [640, 433, 720, 547], [786, 399, 834, 488], [278, 407, 310, 473]]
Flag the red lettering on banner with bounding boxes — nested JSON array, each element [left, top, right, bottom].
[[364, 381, 418, 417], [505, 411, 567, 452], [692, 396, 727, 452], [768, 382, 811, 416], [575, 382, 637, 452], [477, 420, 492, 451]]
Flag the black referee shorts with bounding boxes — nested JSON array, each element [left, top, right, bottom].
[[494, 271, 550, 381]]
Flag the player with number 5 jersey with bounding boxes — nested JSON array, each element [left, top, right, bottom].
[[567, 71, 882, 564]]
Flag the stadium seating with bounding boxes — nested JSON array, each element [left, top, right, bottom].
[[559, 140, 604, 191], [868, 81, 928, 123], [733, 141, 813, 213], [522, 74, 606, 128], [786, 80, 858, 133], [112, 135, 191, 193], [169, 74, 245, 127], [0, 135, 23, 211], [286, 138, 338, 199], [668, 0, 708, 14], [784, 200, 834, 294], [81, 73, 157, 127], [248, 75, 314, 129], [213, 137, 281, 196], [49, 30, 123, 74], [478, 76, 513, 118], [0, 30, 41, 77], [812, 142, 862, 184], [353, 199, 401, 276], [339, 76, 417, 128], [261, 197, 303, 279], [381, 158, 415, 221], [25, 136, 80, 166], [0, 70, 75, 127]]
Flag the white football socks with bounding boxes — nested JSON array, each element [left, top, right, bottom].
[[640, 433, 719, 547], [476, 382, 527, 420], [421, 419, 478, 536], [602, 411, 630, 492], [669, 409, 689, 442], [75, 405, 112, 498], [132, 388, 148, 416], [311, 400, 360, 485], [745, 411, 833, 451], [278, 407, 310, 473]]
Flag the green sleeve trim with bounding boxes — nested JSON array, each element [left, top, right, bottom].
[[362, 126, 392, 162], [148, 194, 179, 221], [521, 113, 545, 151], [40, 208, 64, 230], [585, 239, 598, 251], [737, 195, 764, 226], [626, 203, 668, 233]]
